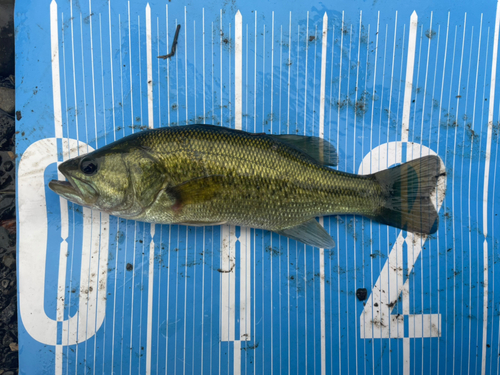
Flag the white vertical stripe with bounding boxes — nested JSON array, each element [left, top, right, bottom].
[[235, 10, 251, 345], [191, 21, 197, 373], [452, 15, 467, 375], [88, 3, 96, 147], [128, 222, 138, 375], [420, 12, 439, 371], [210, 19, 214, 370], [239, 228, 247, 340], [319, 223, 326, 375], [262, 23, 265, 131], [138, 15, 144, 137], [146, 4, 153, 130], [235, 11, 242, 130], [312, 25, 317, 138], [303, 12, 309, 135], [221, 225, 236, 342], [183, 227, 188, 375], [404, 12, 417, 375], [203, 9, 205, 123], [55, 345, 63, 375], [319, 12, 327, 139], [403, 338, 410, 375], [469, 16, 482, 374], [157, 16, 160, 129], [271, 14, 275, 373], [50, 0, 63, 139], [337, 13, 344, 375], [155, 225, 162, 375], [50, 2, 65, 373], [436, 19, 448, 373], [482, 2, 500, 373], [369, 13, 379, 375], [201, 11, 206, 371], [254, 12, 257, 133], [318, 12, 328, 375], [119, 13, 125, 137], [111, 16, 123, 372], [69, 0, 80, 150], [287, 12, 291, 133], [353, 15, 361, 375], [401, 11, 418, 143], [483, 1, 500, 238], [108, 0, 116, 142], [95, 213, 109, 370], [482, 238, 490, 375], [98, 14, 106, 145], [461, 19, 473, 374], [234, 341, 241, 375], [145, 8, 155, 374], [244, 230, 252, 340], [57, 195, 69, 317], [184, 7, 188, 124], [345, 23, 353, 375], [164, 225, 172, 375], [128, 2, 134, 132], [173, 226, 179, 375], [220, 10, 223, 126], [271, 12, 274, 134], [166, 6, 170, 126]]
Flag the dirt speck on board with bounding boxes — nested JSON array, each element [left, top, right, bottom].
[[425, 29, 436, 39]]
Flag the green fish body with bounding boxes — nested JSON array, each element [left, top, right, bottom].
[[49, 124, 442, 248]]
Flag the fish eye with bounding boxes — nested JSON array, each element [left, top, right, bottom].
[[80, 157, 99, 176]]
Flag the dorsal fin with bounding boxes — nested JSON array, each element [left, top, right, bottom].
[[270, 134, 338, 167]]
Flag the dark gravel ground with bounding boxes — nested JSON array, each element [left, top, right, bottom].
[[0, 80, 18, 373], [0, 0, 18, 373]]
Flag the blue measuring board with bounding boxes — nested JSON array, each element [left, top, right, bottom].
[[15, 0, 500, 373]]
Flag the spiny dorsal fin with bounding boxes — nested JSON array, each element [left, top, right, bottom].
[[270, 134, 338, 167], [273, 219, 335, 249]]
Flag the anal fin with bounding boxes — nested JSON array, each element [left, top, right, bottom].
[[274, 219, 335, 249]]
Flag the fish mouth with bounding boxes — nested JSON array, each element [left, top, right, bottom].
[[49, 174, 98, 206]]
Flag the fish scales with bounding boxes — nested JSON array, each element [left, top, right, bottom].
[[135, 126, 381, 229]]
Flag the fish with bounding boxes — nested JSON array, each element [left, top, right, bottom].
[[49, 124, 443, 249]]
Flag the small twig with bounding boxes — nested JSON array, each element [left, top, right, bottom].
[[158, 24, 181, 59]]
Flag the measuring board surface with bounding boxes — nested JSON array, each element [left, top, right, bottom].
[[15, 0, 500, 373]]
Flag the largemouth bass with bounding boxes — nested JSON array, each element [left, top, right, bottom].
[[49, 124, 442, 248]]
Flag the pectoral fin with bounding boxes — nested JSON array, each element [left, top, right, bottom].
[[168, 175, 226, 210], [273, 219, 335, 249]]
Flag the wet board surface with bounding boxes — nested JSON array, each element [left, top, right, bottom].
[[15, 0, 500, 374]]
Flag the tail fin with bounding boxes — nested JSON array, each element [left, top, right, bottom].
[[371, 155, 442, 235]]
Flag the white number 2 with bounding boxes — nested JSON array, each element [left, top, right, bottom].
[[358, 142, 446, 340]]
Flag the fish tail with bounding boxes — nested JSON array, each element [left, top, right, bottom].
[[370, 155, 443, 234]]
